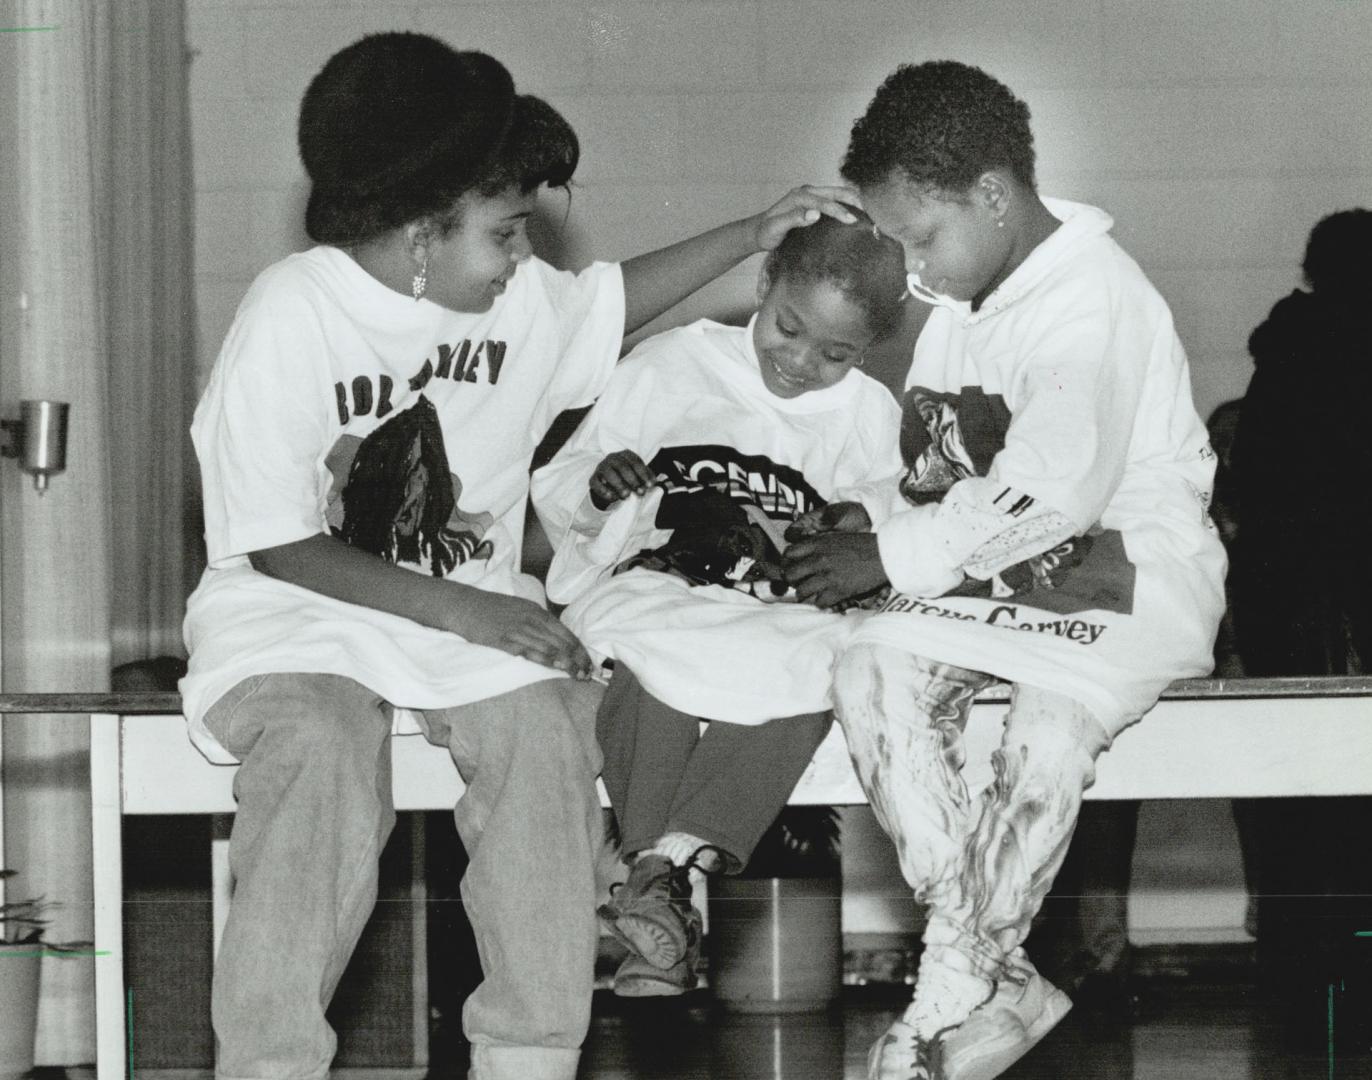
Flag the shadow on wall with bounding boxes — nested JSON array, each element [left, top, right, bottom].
[[111, 657, 188, 693]]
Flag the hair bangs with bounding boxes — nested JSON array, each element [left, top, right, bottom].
[[478, 94, 580, 196]]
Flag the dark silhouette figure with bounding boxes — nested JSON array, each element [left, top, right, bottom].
[[1229, 208, 1372, 1048], [1232, 208, 1372, 675]]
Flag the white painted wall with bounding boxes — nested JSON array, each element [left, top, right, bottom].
[[188, 0, 1372, 418]]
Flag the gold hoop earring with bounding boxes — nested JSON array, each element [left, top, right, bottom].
[[412, 256, 429, 301]]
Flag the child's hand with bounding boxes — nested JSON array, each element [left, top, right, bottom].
[[451, 589, 594, 679], [590, 450, 654, 510], [753, 185, 861, 252], [782, 532, 889, 610], [784, 501, 873, 541]]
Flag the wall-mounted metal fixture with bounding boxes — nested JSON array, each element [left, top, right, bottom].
[[1, 400, 70, 494]]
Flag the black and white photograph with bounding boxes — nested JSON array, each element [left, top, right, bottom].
[[0, 2, 1369, 1078]]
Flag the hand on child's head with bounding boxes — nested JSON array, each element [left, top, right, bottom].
[[754, 185, 861, 252]]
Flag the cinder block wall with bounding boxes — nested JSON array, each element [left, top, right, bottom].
[[188, 0, 1372, 942], [189, 0, 1372, 420]]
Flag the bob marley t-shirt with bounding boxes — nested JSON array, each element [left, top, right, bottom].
[[181, 247, 624, 762]]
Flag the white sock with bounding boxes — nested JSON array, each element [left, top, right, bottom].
[[648, 831, 721, 871], [902, 951, 995, 1039]]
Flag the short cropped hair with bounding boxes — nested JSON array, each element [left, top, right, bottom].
[[841, 61, 1036, 195], [1302, 208, 1372, 296], [299, 33, 579, 245], [764, 210, 908, 338]]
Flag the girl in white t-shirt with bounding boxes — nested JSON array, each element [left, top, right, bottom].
[[532, 213, 908, 996], [782, 62, 1226, 1080], [183, 31, 861, 1080]]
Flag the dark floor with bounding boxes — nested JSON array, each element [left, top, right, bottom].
[[29, 948, 1372, 1079], [565, 978, 1372, 1080]]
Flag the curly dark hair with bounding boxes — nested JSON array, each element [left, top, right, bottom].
[[763, 209, 908, 338], [1302, 208, 1372, 296], [430, 94, 579, 238], [300, 33, 579, 245], [841, 61, 1036, 195]]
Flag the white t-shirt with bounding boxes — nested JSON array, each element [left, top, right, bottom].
[[531, 317, 903, 723], [181, 247, 625, 762], [851, 200, 1227, 735]]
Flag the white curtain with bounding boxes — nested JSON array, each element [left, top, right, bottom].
[[0, 0, 193, 1064]]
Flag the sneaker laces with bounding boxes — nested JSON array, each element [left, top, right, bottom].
[[878, 1021, 952, 1080], [606, 853, 677, 906], [683, 843, 728, 876], [998, 948, 1034, 988]]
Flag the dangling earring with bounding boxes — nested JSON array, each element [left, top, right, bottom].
[[855, 354, 866, 368], [412, 255, 429, 301]]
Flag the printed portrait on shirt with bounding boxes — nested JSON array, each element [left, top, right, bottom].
[[324, 396, 494, 576], [614, 444, 823, 601], [896, 385, 1134, 615], [900, 390, 979, 502]]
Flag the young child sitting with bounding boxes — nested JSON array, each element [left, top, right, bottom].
[[782, 61, 1227, 1079], [532, 212, 908, 996]]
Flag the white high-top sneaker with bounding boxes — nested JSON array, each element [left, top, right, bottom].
[[866, 1017, 949, 1080], [867, 943, 993, 1079], [938, 949, 1073, 1080]]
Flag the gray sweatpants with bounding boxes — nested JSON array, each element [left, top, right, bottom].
[[204, 672, 604, 1080]]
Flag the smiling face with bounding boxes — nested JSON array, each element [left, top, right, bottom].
[[751, 273, 875, 398], [425, 186, 535, 312], [861, 172, 1012, 307]]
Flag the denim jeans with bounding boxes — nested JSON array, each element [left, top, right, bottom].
[[203, 672, 604, 1080]]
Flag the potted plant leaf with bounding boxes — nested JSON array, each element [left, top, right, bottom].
[[0, 869, 47, 1080], [707, 807, 844, 1014]]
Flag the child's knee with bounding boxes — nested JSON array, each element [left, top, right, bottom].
[[997, 693, 1109, 800], [835, 643, 984, 738], [833, 641, 887, 707], [833, 641, 928, 720], [221, 672, 389, 766], [509, 678, 604, 776]]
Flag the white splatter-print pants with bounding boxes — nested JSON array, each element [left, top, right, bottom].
[[833, 641, 1111, 1020]]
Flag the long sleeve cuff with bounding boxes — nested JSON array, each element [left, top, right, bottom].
[[836, 479, 907, 531], [875, 505, 967, 598], [570, 491, 615, 536]]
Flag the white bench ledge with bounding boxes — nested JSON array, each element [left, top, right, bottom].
[[62, 677, 1370, 1080], [42, 676, 1367, 812]]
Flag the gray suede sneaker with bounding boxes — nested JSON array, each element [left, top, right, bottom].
[[597, 854, 699, 970], [611, 940, 699, 997]]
